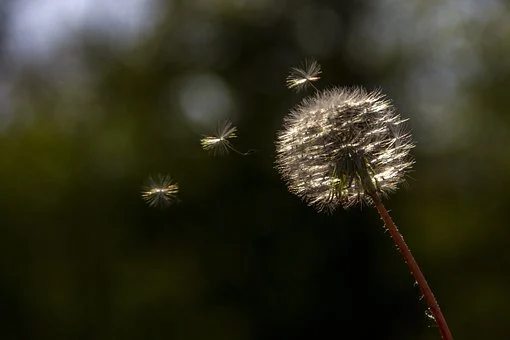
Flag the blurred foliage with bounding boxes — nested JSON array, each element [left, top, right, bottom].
[[1, 0, 510, 339]]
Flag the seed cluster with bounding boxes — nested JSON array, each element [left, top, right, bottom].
[[275, 87, 414, 211]]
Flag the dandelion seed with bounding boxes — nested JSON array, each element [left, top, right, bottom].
[[275, 87, 414, 212], [286, 59, 322, 92], [200, 120, 252, 156], [141, 174, 179, 208]]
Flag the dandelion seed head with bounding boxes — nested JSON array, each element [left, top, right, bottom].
[[141, 174, 179, 208], [286, 59, 322, 92], [275, 87, 414, 212]]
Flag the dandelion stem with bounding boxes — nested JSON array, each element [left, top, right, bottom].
[[370, 193, 453, 340]]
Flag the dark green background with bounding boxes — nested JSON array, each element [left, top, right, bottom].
[[1, 1, 509, 339]]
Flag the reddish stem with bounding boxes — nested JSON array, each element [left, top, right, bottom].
[[370, 193, 453, 340]]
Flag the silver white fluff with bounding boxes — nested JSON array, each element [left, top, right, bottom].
[[275, 87, 414, 211]]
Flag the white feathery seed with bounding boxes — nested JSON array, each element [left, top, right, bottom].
[[286, 59, 322, 92], [201, 120, 252, 156], [141, 174, 179, 208], [200, 120, 239, 156]]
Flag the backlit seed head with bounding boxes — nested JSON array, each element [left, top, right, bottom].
[[275, 87, 414, 212], [286, 59, 322, 92], [141, 174, 179, 208]]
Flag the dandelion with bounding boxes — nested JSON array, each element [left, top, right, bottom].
[[286, 59, 322, 92], [200, 120, 251, 156], [276, 87, 414, 211], [275, 83, 453, 340], [141, 174, 179, 208]]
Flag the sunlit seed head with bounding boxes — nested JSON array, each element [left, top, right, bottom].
[[275, 87, 415, 212], [141, 174, 179, 208], [286, 59, 322, 92]]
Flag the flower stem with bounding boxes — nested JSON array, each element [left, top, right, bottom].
[[370, 193, 453, 340]]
